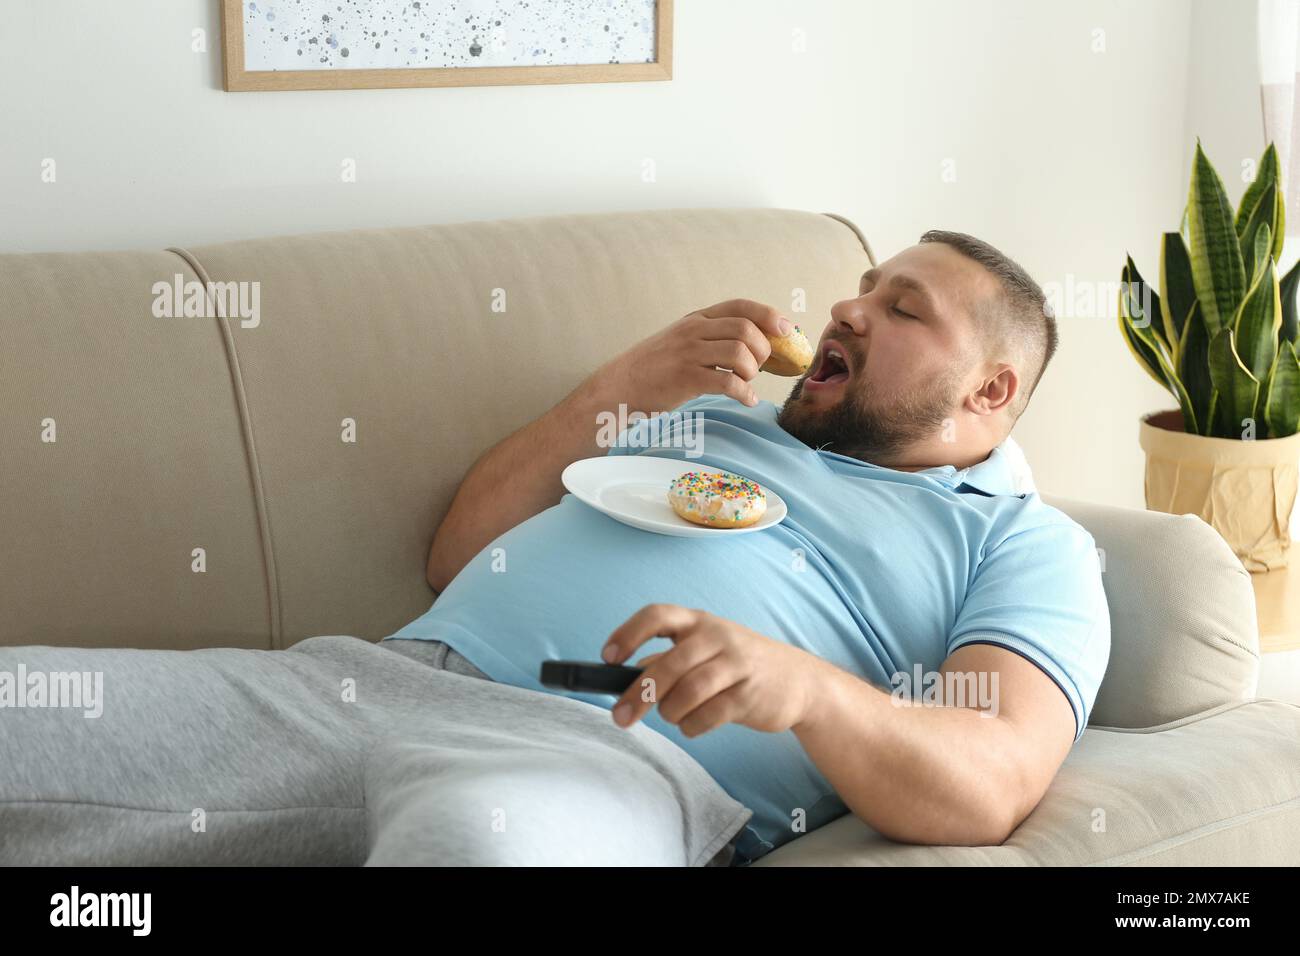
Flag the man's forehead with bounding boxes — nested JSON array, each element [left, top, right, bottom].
[[863, 245, 994, 314]]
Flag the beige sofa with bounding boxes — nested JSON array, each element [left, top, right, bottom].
[[2, 206, 1298, 866]]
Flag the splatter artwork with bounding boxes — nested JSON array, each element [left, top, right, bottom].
[[242, 0, 658, 70]]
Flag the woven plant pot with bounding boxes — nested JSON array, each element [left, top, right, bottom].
[[1139, 409, 1300, 571]]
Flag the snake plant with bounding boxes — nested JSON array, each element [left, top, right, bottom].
[[1119, 141, 1300, 438]]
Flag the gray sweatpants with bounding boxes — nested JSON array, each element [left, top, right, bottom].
[[0, 635, 750, 866]]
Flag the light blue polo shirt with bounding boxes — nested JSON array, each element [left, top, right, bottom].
[[387, 395, 1110, 863]]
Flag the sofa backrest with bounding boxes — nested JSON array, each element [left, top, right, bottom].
[[0, 208, 873, 650]]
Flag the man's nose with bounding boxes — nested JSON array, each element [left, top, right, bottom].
[[829, 295, 870, 336]]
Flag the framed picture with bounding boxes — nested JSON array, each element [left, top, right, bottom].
[[220, 0, 673, 92]]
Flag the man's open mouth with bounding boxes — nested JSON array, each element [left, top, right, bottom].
[[806, 338, 852, 389]]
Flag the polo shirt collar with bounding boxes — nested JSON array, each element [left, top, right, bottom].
[[817, 442, 1025, 497], [919, 443, 1022, 496]]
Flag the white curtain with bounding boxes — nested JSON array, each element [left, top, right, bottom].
[[1260, 1, 1300, 541], [1260, 0, 1300, 255]]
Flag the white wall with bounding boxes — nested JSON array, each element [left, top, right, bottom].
[[1, 0, 1261, 509]]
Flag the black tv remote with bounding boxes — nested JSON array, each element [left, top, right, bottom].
[[539, 660, 644, 694]]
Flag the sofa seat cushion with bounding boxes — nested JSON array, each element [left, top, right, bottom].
[[752, 699, 1300, 865]]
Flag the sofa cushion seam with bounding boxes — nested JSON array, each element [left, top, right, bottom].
[[165, 246, 284, 650], [1084, 793, 1300, 866], [1087, 697, 1298, 734], [820, 211, 877, 266]]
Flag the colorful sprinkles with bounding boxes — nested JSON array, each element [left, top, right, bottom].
[[669, 471, 765, 523]]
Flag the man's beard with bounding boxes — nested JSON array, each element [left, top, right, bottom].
[[775, 365, 962, 466]]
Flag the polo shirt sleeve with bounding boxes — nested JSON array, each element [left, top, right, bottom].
[[946, 517, 1111, 743]]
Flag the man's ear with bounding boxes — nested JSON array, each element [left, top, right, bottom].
[[964, 363, 1018, 417]]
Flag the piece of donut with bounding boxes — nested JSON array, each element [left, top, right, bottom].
[[668, 470, 767, 528], [760, 324, 814, 376]]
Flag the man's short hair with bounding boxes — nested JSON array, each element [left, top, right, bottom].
[[918, 229, 1057, 420]]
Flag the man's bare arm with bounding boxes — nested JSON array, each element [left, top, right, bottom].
[[426, 299, 791, 593], [426, 371, 623, 593], [792, 643, 1077, 845]]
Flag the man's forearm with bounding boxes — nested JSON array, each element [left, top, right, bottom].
[[792, 658, 1024, 846], [426, 370, 623, 592]]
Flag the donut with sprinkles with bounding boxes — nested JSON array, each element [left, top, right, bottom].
[[668, 470, 768, 528]]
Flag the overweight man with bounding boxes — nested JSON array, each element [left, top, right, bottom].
[[399, 229, 1110, 863]]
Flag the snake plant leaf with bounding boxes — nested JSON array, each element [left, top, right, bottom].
[[1160, 231, 1196, 355], [1271, 166, 1286, 263], [1121, 264, 1197, 431], [1265, 340, 1300, 438], [1119, 268, 1197, 430], [1236, 143, 1284, 261], [1118, 272, 1171, 388], [1233, 253, 1281, 391], [1124, 255, 1168, 354], [1240, 187, 1276, 279], [1177, 300, 1214, 435], [1281, 257, 1300, 344], [1236, 144, 1279, 228], [1189, 141, 1247, 336], [1208, 326, 1261, 436]]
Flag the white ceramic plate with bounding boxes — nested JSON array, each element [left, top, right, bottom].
[[561, 456, 787, 538]]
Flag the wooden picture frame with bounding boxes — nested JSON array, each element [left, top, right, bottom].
[[221, 0, 673, 92]]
